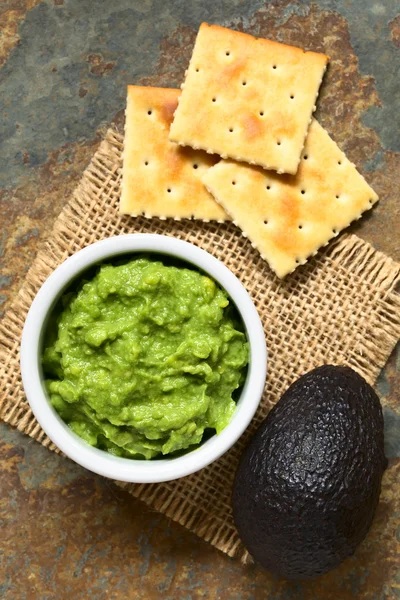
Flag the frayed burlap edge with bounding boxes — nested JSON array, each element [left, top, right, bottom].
[[1, 129, 400, 563]]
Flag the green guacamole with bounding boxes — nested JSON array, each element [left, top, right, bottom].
[[42, 257, 249, 459]]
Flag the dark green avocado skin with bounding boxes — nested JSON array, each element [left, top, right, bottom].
[[232, 365, 387, 580]]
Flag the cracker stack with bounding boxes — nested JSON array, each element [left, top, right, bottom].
[[120, 23, 378, 278]]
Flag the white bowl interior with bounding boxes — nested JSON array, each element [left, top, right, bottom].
[[21, 235, 267, 482]]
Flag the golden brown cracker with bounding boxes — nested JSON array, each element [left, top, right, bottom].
[[170, 23, 329, 175], [202, 119, 379, 277], [120, 85, 228, 221]]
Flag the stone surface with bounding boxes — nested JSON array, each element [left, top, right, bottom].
[[0, 0, 399, 598]]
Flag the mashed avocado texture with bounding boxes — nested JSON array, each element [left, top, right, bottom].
[[43, 257, 249, 459]]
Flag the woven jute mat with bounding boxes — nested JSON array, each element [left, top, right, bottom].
[[1, 128, 400, 562]]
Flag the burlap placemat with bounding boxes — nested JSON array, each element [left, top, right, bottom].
[[1, 128, 400, 563]]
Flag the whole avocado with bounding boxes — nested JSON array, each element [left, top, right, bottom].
[[232, 365, 387, 580]]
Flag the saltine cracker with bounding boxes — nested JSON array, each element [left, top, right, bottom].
[[120, 86, 228, 221], [202, 119, 378, 278], [170, 23, 329, 175]]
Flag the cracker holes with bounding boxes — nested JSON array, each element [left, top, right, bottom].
[[335, 194, 340, 199], [264, 219, 269, 225], [195, 68, 200, 72], [147, 110, 152, 115], [144, 161, 149, 166], [290, 94, 295, 100], [277, 140, 281, 146], [167, 188, 172, 193], [232, 180, 236, 186], [272, 65, 277, 69], [303, 154, 308, 160], [226, 50, 231, 56], [212, 97, 216, 102], [301, 189, 306, 195], [266, 185, 271, 190], [229, 127, 234, 133], [242, 81, 247, 86], [368, 199, 374, 205], [295, 258, 300, 264], [193, 164, 198, 169], [259, 111, 264, 116], [338, 160, 342, 165], [332, 228, 337, 234], [298, 224, 303, 230]]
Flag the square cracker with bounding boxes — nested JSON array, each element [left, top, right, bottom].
[[169, 23, 329, 175], [202, 119, 379, 278], [120, 85, 228, 221]]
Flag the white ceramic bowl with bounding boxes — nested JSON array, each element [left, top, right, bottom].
[[20, 234, 267, 483]]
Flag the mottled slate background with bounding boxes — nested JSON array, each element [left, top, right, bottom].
[[0, 1, 399, 599]]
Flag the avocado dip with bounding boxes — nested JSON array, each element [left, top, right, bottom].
[[42, 257, 249, 459]]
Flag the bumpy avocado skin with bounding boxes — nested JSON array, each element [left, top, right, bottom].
[[232, 365, 387, 580]]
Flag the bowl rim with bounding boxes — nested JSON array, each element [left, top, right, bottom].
[[20, 234, 267, 483]]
